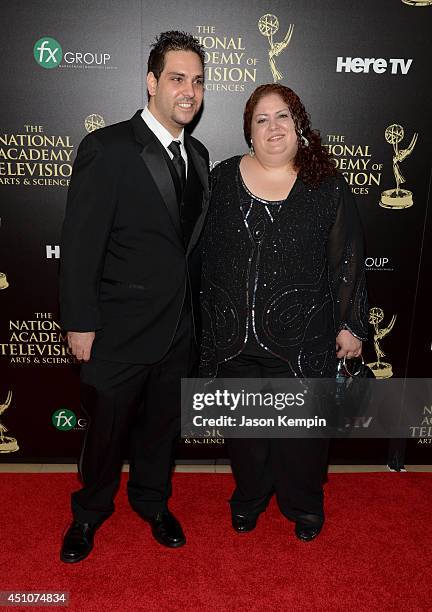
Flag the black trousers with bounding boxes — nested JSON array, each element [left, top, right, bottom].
[[218, 353, 329, 526], [72, 311, 195, 524]]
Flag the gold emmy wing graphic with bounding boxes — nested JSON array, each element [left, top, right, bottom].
[[258, 14, 294, 82], [380, 124, 418, 209], [0, 390, 19, 453], [367, 307, 397, 379], [0, 272, 9, 290], [84, 114, 105, 133], [402, 0, 432, 6]]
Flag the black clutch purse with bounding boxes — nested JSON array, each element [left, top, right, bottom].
[[334, 357, 375, 426], [336, 356, 375, 380]]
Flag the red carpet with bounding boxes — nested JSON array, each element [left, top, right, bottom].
[[1, 472, 431, 611]]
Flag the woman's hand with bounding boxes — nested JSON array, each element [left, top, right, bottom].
[[335, 329, 362, 359]]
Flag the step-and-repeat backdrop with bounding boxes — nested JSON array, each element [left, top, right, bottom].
[[1, 0, 431, 463]]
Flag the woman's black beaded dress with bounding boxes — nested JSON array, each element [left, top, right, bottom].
[[200, 155, 368, 378]]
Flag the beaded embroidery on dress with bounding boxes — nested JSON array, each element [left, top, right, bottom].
[[200, 156, 368, 378]]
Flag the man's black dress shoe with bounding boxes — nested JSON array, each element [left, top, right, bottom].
[[232, 513, 259, 533], [294, 522, 322, 542], [147, 511, 186, 548], [60, 520, 98, 563]]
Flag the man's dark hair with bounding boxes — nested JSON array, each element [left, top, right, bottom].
[[147, 30, 205, 80]]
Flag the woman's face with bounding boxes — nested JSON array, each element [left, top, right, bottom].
[[250, 93, 298, 163]]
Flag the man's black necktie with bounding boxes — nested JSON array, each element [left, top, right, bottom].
[[168, 140, 186, 199]]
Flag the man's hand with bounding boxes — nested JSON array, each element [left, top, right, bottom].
[[67, 331, 95, 362], [335, 329, 362, 359]]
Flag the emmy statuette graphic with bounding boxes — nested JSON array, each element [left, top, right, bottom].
[[84, 114, 105, 133], [0, 272, 9, 290], [0, 217, 9, 289], [258, 14, 294, 82], [367, 308, 397, 379], [380, 124, 417, 209], [0, 390, 19, 453], [402, 0, 432, 6]]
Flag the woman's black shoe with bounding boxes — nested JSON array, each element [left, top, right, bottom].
[[294, 522, 322, 542], [232, 513, 259, 533], [147, 510, 186, 548]]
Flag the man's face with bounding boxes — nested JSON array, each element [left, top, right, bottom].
[[147, 50, 204, 136]]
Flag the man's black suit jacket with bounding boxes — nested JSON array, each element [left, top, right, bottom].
[[60, 110, 210, 364]]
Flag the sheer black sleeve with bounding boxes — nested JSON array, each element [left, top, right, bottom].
[[326, 176, 369, 341], [198, 161, 224, 377]]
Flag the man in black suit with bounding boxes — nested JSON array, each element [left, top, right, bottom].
[[59, 31, 209, 563]]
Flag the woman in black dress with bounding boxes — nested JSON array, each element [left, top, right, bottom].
[[200, 84, 368, 541]]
